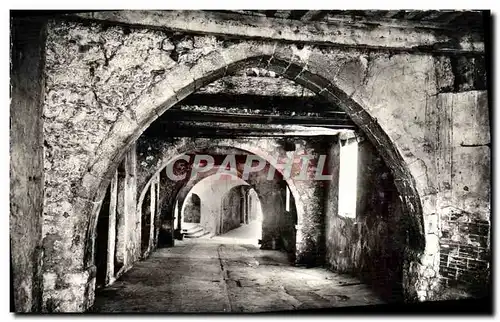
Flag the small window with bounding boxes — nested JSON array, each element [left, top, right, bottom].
[[285, 186, 291, 212], [338, 138, 358, 219]]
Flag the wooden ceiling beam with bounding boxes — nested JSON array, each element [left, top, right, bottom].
[[70, 10, 484, 54], [274, 10, 292, 19], [158, 109, 354, 127], [300, 10, 327, 22], [148, 121, 355, 137], [197, 76, 315, 97]]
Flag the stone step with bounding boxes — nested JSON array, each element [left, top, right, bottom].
[[181, 223, 211, 239], [182, 225, 203, 235], [184, 230, 211, 239], [184, 230, 210, 238]]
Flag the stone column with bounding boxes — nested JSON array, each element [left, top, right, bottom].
[[115, 160, 127, 273], [126, 143, 139, 264], [292, 139, 328, 267]]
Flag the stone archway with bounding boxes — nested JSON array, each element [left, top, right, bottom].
[[136, 143, 305, 230], [181, 193, 201, 224], [178, 175, 265, 243], [80, 44, 426, 233], [178, 173, 250, 236], [136, 145, 301, 252]]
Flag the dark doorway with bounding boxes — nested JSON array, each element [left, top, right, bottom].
[[114, 161, 126, 275], [141, 188, 152, 256], [184, 193, 201, 223]]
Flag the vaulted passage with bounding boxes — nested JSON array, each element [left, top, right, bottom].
[[10, 10, 491, 314], [91, 236, 385, 313]]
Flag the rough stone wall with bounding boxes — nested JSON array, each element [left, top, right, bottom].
[[89, 146, 140, 278], [38, 18, 489, 310], [290, 138, 329, 266], [40, 20, 178, 311], [339, 54, 489, 301], [10, 18, 46, 313], [434, 91, 490, 298], [251, 178, 286, 249], [325, 138, 406, 302], [355, 139, 406, 302]]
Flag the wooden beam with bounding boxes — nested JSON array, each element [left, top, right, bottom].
[[176, 105, 348, 117], [323, 11, 476, 32], [439, 11, 467, 24], [264, 10, 277, 17], [197, 76, 316, 97], [420, 11, 450, 21], [70, 10, 484, 54], [230, 10, 267, 17], [404, 10, 427, 20], [274, 10, 292, 19], [300, 10, 327, 22], [385, 10, 404, 18], [151, 121, 355, 137], [180, 93, 343, 114]]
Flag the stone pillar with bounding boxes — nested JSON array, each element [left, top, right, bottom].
[[115, 144, 138, 273], [105, 170, 118, 285], [115, 160, 127, 272], [293, 139, 327, 267], [125, 143, 139, 264], [255, 179, 283, 249], [322, 138, 341, 270], [148, 178, 156, 254]]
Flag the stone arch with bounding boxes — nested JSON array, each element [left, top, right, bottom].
[[153, 164, 246, 235], [80, 41, 427, 301], [136, 143, 304, 228], [135, 145, 301, 247], [173, 166, 276, 229], [180, 173, 250, 235], [180, 192, 201, 224], [175, 166, 245, 216]]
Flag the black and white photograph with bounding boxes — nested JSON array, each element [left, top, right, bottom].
[[8, 5, 494, 315]]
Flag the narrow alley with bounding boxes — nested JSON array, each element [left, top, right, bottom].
[[91, 224, 385, 313]]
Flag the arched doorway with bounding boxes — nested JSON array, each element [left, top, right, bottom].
[[182, 193, 201, 224], [137, 145, 303, 252]]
